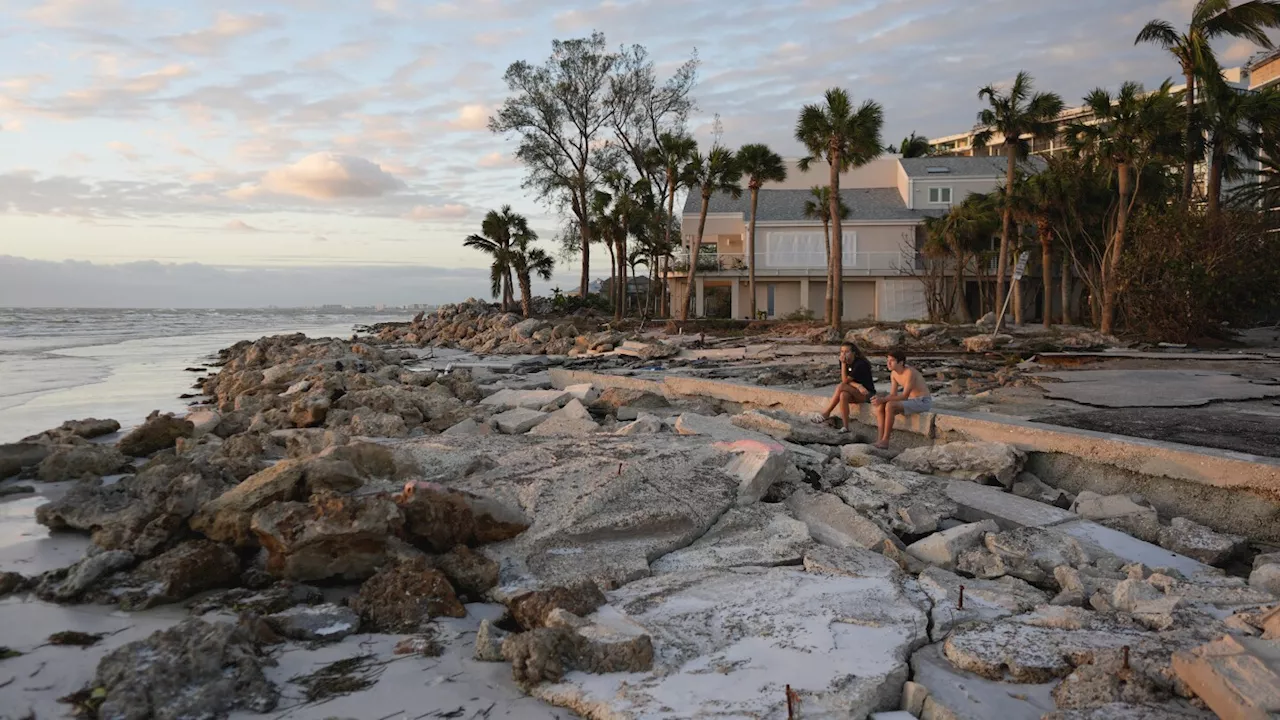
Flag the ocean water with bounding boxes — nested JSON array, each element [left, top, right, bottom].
[[0, 308, 404, 443]]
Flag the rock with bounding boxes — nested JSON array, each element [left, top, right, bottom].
[[1172, 635, 1280, 720], [190, 461, 306, 546], [185, 409, 221, 437], [36, 443, 129, 481], [964, 334, 1012, 353], [1157, 517, 1245, 566], [730, 409, 849, 445], [1011, 471, 1074, 508], [719, 438, 794, 505], [266, 602, 360, 642], [910, 642, 1059, 720], [251, 493, 406, 581], [983, 526, 1093, 588], [0, 441, 49, 478], [112, 540, 240, 610], [288, 392, 331, 428], [615, 340, 680, 360], [189, 581, 323, 616], [475, 618, 509, 661], [529, 568, 928, 718], [801, 545, 903, 580], [56, 418, 122, 439], [37, 549, 135, 602], [1248, 562, 1280, 596], [906, 520, 999, 570], [433, 544, 499, 599], [396, 481, 530, 552], [117, 411, 195, 456], [0, 570, 28, 595], [842, 443, 888, 467], [509, 581, 608, 630], [442, 418, 491, 436], [345, 408, 409, 437], [354, 556, 466, 631], [482, 388, 571, 411], [943, 615, 1148, 684], [848, 326, 906, 350], [94, 618, 277, 720], [494, 407, 549, 434], [976, 311, 997, 328], [563, 383, 599, 404], [614, 413, 665, 435], [786, 488, 895, 551], [917, 566, 1049, 639], [1071, 492, 1162, 543], [651, 504, 813, 574], [591, 387, 668, 414], [528, 400, 599, 437], [893, 441, 1024, 487], [945, 480, 1077, 530]]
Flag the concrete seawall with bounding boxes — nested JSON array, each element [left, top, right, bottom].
[[550, 368, 1280, 543]]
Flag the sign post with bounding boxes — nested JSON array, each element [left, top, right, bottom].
[[992, 251, 1030, 337]]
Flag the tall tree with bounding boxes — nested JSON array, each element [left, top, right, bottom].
[[509, 230, 556, 318], [1136, 0, 1280, 203], [609, 45, 699, 181], [893, 132, 932, 158], [1068, 81, 1181, 335], [648, 132, 698, 317], [973, 71, 1064, 326], [736, 143, 788, 320], [463, 206, 531, 311], [803, 186, 850, 321], [679, 145, 741, 321], [1010, 166, 1076, 328], [1200, 79, 1280, 216], [796, 88, 885, 329], [490, 32, 617, 299]]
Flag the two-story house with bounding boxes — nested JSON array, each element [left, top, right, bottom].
[[668, 155, 1032, 321]]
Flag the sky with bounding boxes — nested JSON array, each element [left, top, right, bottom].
[[0, 0, 1269, 307]]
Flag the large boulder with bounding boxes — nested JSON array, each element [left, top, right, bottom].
[[94, 619, 278, 720], [433, 544, 500, 599], [353, 556, 466, 631], [396, 481, 530, 553], [893, 441, 1025, 487], [110, 540, 241, 610], [36, 549, 136, 602], [55, 417, 122, 439], [251, 493, 407, 581], [507, 581, 608, 630], [117, 411, 195, 456], [0, 441, 49, 478], [1157, 517, 1245, 566], [591, 387, 669, 414], [36, 443, 129, 481], [906, 520, 1000, 571]]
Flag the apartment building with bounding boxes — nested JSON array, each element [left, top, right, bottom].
[[667, 156, 1035, 321]]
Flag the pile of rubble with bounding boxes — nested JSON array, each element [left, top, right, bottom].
[[2, 331, 1277, 720]]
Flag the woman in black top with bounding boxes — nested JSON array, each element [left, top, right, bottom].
[[816, 342, 875, 431]]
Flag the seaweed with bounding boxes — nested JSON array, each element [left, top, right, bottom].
[[47, 631, 106, 648], [289, 654, 383, 703]]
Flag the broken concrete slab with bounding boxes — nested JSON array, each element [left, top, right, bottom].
[[671, 412, 826, 463], [563, 383, 599, 404], [492, 407, 549, 435], [718, 439, 794, 505], [1172, 634, 1280, 720], [530, 566, 929, 719], [910, 642, 1057, 720], [730, 409, 851, 445], [786, 488, 895, 551], [906, 520, 999, 571], [650, 504, 812, 574], [916, 567, 1049, 640], [801, 545, 904, 581], [481, 389, 571, 411], [945, 480, 1077, 530], [1070, 491, 1162, 544], [1037, 369, 1280, 408], [1011, 471, 1074, 508], [614, 413, 665, 436], [1250, 563, 1280, 596], [893, 441, 1025, 487], [1056, 520, 1216, 581], [527, 401, 600, 438], [1157, 517, 1246, 567]]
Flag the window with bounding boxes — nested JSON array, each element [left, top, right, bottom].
[[763, 231, 856, 267], [766, 284, 775, 316], [928, 187, 953, 204]]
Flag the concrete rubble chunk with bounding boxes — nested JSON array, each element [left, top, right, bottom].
[[1172, 634, 1280, 720], [563, 383, 599, 404], [614, 413, 665, 435], [802, 545, 903, 580], [910, 642, 1057, 720], [942, 616, 1146, 684], [718, 439, 794, 505], [906, 520, 999, 570], [442, 417, 491, 436], [841, 443, 888, 467], [493, 407, 549, 434], [892, 441, 1025, 487], [917, 566, 1049, 640], [651, 504, 813, 574], [481, 388, 571, 411], [528, 400, 600, 437], [529, 567, 928, 719], [730, 409, 850, 445], [1250, 563, 1280, 597], [1011, 471, 1073, 508], [981, 526, 1093, 587], [945, 479, 1077, 529], [1070, 491, 1162, 543], [786, 488, 894, 551], [1157, 516, 1246, 567], [1056, 520, 1217, 582], [475, 618, 509, 661]]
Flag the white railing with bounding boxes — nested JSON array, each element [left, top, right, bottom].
[[670, 250, 909, 274]]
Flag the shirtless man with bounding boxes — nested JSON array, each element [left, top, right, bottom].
[[815, 342, 874, 432], [871, 349, 932, 449]]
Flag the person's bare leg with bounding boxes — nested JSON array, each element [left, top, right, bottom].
[[838, 389, 851, 432], [873, 401, 887, 445], [876, 401, 902, 449], [819, 386, 841, 422]]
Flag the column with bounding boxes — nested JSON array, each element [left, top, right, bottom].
[[799, 278, 810, 315], [730, 280, 741, 319], [694, 276, 706, 318]]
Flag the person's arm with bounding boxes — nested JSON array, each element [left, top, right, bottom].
[[883, 373, 905, 402], [840, 358, 851, 385]]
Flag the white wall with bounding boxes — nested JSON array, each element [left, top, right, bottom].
[[877, 278, 927, 321]]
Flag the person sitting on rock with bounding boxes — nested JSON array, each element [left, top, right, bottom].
[[814, 342, 875, 432], [871, 348, 932, 449]]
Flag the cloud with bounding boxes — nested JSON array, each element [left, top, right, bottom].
[[24, 0, 127, 28], [453, 104, 492, 131], [406, 203, 470, 220], [231, 153, 406, 201], [161, 12, 279, 56], [478, 151, 516, 169], [107, 141, 141, 161], [473, 28, 527, 47], [225, 219, 261, 232]]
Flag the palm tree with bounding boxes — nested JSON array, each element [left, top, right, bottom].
[[735, 143, 788, 320], [509, 231, 555, 318], [679, 145, 742, 321], [796, 88, 885, 329], [803, 186, 851, 321], [600, 171, 651, 320], [1011, 166, 1076, 328], [1068, 81, 1182, 335], [1136, 0, 1280, 204], [938, 193, 1001, 322], [464, 206, 531, 311], [894, 132, 932, 158], [1200, 80, 1280, 215], [973, 71, 1065, 326], [649, 132, 698, 317]]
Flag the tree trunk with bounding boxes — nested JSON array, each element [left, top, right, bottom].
[[617, 228, 628, 320], [822, 218, 833, 323], [748, 187, 759, 320], [504, 268, 515, 313], [1182, 67, 1196, 206], [953, 245, 969, 323], [665, 171, 677, 319], [1101, 162, 1132, 335], [1039, 218, 1053, 329], [1207, 143, 1223, 218], [1060, 256, 1072, 325], [997, 145, 1015, 326], [681, 193, 711, 321], [519, 273, 533, 318], [605, 233, 616, 312], [828, 153, 843, 330], [574, 189, 592, 298]]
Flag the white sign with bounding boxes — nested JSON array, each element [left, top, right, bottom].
[[1012, 251, 1031, 281]]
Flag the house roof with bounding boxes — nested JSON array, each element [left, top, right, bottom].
[[899, 155, 1047, 178], [682, 187, 944, 222]]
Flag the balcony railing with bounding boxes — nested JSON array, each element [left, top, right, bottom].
[[669, 251, 911, 274]]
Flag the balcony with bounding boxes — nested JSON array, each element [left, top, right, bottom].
[[668, 250, 912, 276]]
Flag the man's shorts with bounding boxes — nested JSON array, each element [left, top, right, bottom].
[[901, 396, 933, 415]]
